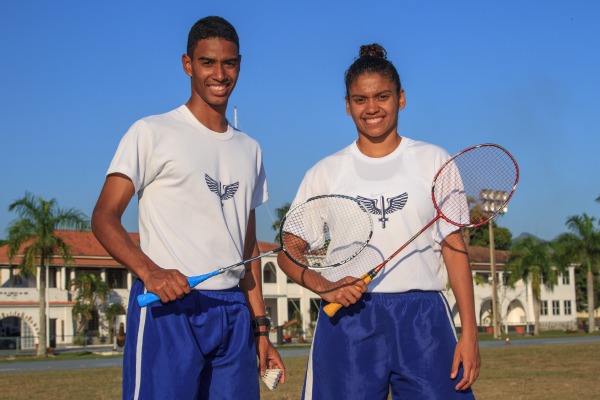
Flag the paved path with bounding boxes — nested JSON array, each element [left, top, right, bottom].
[[478, 334, 600, 348], [0, 355, 123, 373], [1, 336, 599, 373]]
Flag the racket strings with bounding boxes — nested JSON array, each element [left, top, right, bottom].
[[434, 144, 518, 227], [281, 195, 373, 270]]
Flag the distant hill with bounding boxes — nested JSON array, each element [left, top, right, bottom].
[[514, 232, 546, 243]]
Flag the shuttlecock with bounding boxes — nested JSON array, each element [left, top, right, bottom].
[[261, 368, 282, 390]]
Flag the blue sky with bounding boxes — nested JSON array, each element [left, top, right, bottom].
[[1, 1, 599, 244]]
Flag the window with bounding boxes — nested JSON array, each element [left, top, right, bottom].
[[502, 272, 511, 286], [540, 301, 548, 316], [64, 268, 72, 290], [475, 272, 491, 284], [107, 269, 127, 289], [564, 300, 572, 315], [309, 298, 320, 323], [88, 310, 100, 336], [75, 269, 101, 279], [12, 273, 24, 287], [48, 267, 58, 288], [552, 300, 560, 315], [263, 262, 277, 284], [287, 298, 301, 322], [562, 274, 570, 285]]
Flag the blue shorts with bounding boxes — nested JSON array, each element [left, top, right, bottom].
[[123, 280, 259, 400], [303, 291, 476, 400]]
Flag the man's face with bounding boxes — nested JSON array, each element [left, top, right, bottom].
[[183, 38, 241, 110]]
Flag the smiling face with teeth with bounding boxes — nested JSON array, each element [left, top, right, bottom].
[[183, 37, 241, 131], [345, 72, 406, 157]]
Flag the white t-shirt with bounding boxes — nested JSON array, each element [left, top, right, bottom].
[[107, 105, 268, 289], [292, 137, 461, 292]]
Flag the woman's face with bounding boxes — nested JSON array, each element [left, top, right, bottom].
[[345, 72, 405, 142]]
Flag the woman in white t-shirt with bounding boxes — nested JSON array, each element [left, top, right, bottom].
[[278, 44, 480, 400]]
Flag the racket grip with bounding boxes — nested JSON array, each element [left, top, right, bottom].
[[137, 292, 161, 307], [322, 302, 343, 317], [137, 271, 220, 308], [322, 274, 374, 318]]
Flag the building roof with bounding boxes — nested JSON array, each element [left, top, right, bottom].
[[468, 245, 509, 271], [0, 230, 139, 268], [257, 241, 280, 253], [0, 230, 509, 270]]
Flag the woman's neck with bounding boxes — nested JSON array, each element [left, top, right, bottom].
[[356, 133, 402, 158]]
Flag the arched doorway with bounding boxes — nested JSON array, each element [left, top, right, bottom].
[[263, 262, 277, 283], [480, 299, 493, 329], [506, 299, 527, 333], [0, 316, 19, 349], [0, 314, 36, 350]]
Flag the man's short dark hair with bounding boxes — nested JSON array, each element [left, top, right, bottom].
[[187, 16, 239, 57]]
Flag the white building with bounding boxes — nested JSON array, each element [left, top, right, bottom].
[[260, 244, 578, 340], [0, 231, 580, 351], [0, 230, 134, 350], [447, 246, 578, 334]]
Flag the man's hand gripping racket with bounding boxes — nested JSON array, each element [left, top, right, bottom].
[[138, 194, 374, 307], [323, 143, 520, 317]]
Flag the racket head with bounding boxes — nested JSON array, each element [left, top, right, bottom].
[[432, 143, 519, 228], [279, 194, 374, 270]]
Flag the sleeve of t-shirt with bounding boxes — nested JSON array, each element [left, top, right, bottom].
[[432, 148, 467, 243], [106, 120, 161, 194], [283, 165, 329, 250], [251, 155, 268, 210], [291, 163, 327, 207]]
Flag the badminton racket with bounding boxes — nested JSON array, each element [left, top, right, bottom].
[[323, 143, 519, 317], [138, 194, 374, 307]]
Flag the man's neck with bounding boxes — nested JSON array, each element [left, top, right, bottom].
[[185, 98, 229, 133]]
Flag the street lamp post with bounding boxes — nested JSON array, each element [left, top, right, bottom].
[[46, 264, 50, 350], [480, 190, 508, 340]]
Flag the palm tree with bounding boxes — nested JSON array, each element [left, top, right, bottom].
[[506, 237, 560, 336], [104, 301, 126, 342], [6, 192, 89, 356], [271, 203, 291, 243], [554, 213, 599, 333], [70, 272, 110, 344]]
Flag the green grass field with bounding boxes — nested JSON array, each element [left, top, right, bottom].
[[1, 342, 599, 399]]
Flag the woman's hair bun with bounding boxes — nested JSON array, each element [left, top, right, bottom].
[[358, 43, 387, 59]]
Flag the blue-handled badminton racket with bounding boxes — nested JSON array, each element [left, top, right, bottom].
[[138, 194, 374, 307]]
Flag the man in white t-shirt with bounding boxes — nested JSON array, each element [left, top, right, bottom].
[[91, 16, 284, 399]]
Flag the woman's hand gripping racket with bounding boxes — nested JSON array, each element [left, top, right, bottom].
[[323, 143, 520, 317], [138, 194, 374, 307]]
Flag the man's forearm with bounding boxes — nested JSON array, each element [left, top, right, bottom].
[[92, 208, 156, 281], [240, 257, 267, 319]]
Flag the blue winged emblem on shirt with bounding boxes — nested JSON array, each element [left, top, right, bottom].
[[205, 174, 239, 206], [357, 192, 408, 228]]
